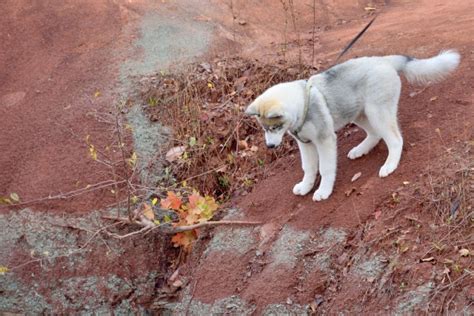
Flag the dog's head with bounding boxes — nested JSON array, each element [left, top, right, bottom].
[[245, 82, 303, 148]]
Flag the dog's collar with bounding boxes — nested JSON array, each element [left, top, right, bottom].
[[290, 80, 312, 143]]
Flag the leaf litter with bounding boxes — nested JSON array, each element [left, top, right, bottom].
[[134, 57, 317, 200]]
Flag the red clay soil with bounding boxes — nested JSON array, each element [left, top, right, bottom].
[[0, 0, 130, 212], [183, 0, 473, 312]]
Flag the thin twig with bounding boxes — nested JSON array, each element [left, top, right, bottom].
[[287, 0, 302, 65], [220, 116, 244, 154], [3, 180, 126, 207], [81, 222, 122, 249], [106, 226, 152, 239], [10, 250, 90, 271], [115, 113, 132, 220], [161, 220, 262, 234], [428, 272, 470, 306]]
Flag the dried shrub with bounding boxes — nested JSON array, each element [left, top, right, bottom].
[[137, 57, 317, 200]]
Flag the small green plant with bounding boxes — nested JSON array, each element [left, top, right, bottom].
[[148, 96, 158, 107]]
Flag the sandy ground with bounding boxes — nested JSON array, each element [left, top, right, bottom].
[[0, 0, 472, 313]]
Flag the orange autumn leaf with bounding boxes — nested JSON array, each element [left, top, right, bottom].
[[188, 190, 202, 210], [184, 191, 219, 224], [171, 231, 197, 250], [158, 189, 220, 252], [142, 203, 155, 220], [161, 191, 182, 210], [184, 212, 200, 225]]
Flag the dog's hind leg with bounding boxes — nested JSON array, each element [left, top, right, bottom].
[[366, 108, 403, 178], [347, 114, 381, 159], [293, 141, 319, 196], [364, 67, 403, 177]]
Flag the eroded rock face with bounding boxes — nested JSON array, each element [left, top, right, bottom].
[[0, 208, 173, 313]]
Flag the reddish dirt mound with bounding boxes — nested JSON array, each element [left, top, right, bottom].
[[167, 0, 473, 314]]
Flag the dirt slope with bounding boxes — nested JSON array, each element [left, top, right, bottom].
[[0, 0, 472, 314], [0, 0, 128, 212], [164, 0, 473, 314]]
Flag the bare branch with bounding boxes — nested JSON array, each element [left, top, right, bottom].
[[106, 226, 152, 239], [102, 215, 262, 236]]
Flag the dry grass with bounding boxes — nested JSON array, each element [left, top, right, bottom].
[[378, 141, 472, 313], [423, 158, 473, 313], [136, 57, 317, 200]]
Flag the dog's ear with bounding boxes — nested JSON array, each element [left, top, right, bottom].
[[245, 102, 259, 116]]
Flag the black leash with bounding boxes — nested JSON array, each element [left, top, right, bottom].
[[334, 14, 378, 64], [292, 14, 379, 143]]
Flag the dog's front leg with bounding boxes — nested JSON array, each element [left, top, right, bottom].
[[313, 133, 337, 201], [293, 141, 319, 196]]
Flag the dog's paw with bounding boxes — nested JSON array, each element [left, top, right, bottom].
[[347, 146, 365, 160], [379, 163, 397, 178], [293, 182, 313, 196], [312, 187, 332, 201]]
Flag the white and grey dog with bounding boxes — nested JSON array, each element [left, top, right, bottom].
[[245, 50, 460, 201]]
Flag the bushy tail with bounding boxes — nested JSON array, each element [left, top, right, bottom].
[[385, 50, 460, 85]]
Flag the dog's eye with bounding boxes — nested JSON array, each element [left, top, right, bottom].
[[269, 124, 283, 131]]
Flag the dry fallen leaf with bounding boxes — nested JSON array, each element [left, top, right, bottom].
[[351, 172, 362, 182], [216, 165, 227, 172], [169, 268, 180, 283], [345, 188, 356, 197], [430, 96, 438, 102], [374, 210, 382, 220], [9, 192, 20, 203], [0, 266, 9, 275], [421, 257, 435, 262], [165, 146, 186, 162], [238, 140, 248, 150], [400, 245, 410, 253], [172, 279, 184, 288]]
